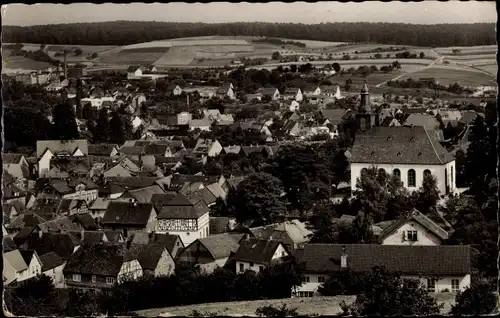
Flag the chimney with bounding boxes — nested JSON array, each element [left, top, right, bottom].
[[340, 246, 347, 268]]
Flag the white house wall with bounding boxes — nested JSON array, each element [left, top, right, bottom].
[[43, 263, 66, 288], [117, 259, 143, 283], [154, 249, 176, 277], [381, 220, 443, 246], [350, 162, 456, 195], [402, 274, 470, 293]]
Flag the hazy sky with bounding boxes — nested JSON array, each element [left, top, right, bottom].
[[2, 2, 497, 26]]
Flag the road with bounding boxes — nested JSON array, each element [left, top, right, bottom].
[[375, 49, 443, 88]]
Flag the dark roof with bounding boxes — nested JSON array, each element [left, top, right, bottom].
[[130, 232, 181, 256], [102, 201, 155, 226], [69, 213, 99, 230], [39, 252, 65, 271], [37, 232, 81, 259], [151, 193, 178, 209], [377, 210, 449, 242], [158, 193, 210, 219], [192, 187, 217, 206], [119, 146, 144, 156], [36, 139, 88, 158], [350, 126, 455, 165], [210, 217, 230, 235], [320, 109, 347, 125], [126, 244, 166, 271], [103, 230, 124, 243], [63, 243, 129, 276], [143, 144, 169, 156], [8, 213, 47, 230], [3, 236, 17, 252], [81, 231, 106, 244], [197, 233, 245, 260], [295, 244, 471, 276], [169, 174, 218, 189], [88, 144, 118, 156], [19, 250, 35, 266], [232, 238, 284, 264], [105, 177, 162, 190], [3, 153, 24, 164]]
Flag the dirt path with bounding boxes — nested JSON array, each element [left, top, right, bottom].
[[375, 50, 443, 88]]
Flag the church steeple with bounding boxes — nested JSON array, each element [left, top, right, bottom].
[[356, 79, 376, 131], [359, 79, 371, 113]]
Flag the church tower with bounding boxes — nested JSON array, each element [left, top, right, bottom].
[[356, 79, 376, 131]]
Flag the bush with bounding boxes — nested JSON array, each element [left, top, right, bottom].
[[256, 304, 299, 317]]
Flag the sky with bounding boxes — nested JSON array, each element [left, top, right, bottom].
[[2, 1, 497, 26]]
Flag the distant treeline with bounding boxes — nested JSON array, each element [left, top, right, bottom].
[[253, 37, 307, 48], [2, 21, 495, 47]]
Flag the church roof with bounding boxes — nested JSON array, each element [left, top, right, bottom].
[[350, 126, 455, 165]]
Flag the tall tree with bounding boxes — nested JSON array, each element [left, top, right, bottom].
[[93, 108, 110, 143], [52, 102, 79, 140], [227, 172, 287, 226], [108, 111, 126, 144], [451, 278, 497, 315], [342, 266, 443, 316]]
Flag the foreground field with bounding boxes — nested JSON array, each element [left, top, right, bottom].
[[134, 296, 356, 317], [134, 293, 455, 317]]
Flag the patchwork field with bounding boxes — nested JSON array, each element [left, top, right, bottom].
[[2, 56, 53, 73], [475, 64, 498, 76], [134, 293, 455, 317], [99, 51, 167, 65], [399, 64, 496, 87], [434, 45, 497, 55]]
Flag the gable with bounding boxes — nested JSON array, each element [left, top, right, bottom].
[[104, 164, 133, 178], [73, 148, 85, 157]]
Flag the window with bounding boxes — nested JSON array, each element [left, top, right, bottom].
[[259, 266, 264, 272], [423, 169, 431, 179], [249, 262, 254, 267], [303, 276, 310, 283], [451, 279, 460, 292], [239, 263, 244, 273], [427, 278, 436, 292], [281, 251, 286, 257], [407, 169, 416, 187], [72, 274, 81, 282], [91, 275, 96, 283], [106, 277, 115, 285], [298, 291, 313, 297], [405, 230, 418, 242], [318, 276, 326, 283]]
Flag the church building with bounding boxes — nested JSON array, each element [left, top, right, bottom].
[[350, 82, 456, 195]]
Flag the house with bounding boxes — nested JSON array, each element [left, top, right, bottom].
[[233, 237, 289, 274], [88, 144, 120, 157], [63, 243, 143, 290], [88, 197, 110, 220], [350, 126, 456, 195], [287, 100, 300, 112], [36, 139, 89, 178], [127, 66, 147, 80], [130, 93, 147, 110], [22, 230, 81, 260], [3, 153, 30, 180], [101, 200, 157, 237], [303, 85, 321, 96], [192, 139, 223, 158], [178, 233, 245, 274], [3, 249, 42, 285], [36, 179, 98, 204], [284, 88, 304, 102], [168, 84, 183, 96], [177, 111, 193, 125], [131, 232, 184, 258], [39, 252, 66, 287], [126, 244, 176, 277], [377, 210, 449, 246], [189, 118, 212, 131], [249, 220, 313, 250], [216, 84, 236, 100], [293, 244, 471, 297], [402, 114, 441, 130], [56, 199, 88, 216], [156, 192, 210, 246], [216, 114, 235, 126], [69, 213, 99, 231], [119, 184, 165, 203], [257, 87, 281, 101]]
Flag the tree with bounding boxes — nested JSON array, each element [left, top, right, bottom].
[[4, 275, 59, 316], [227, 172, 287, 226], [332, 62, 341, 73], [318, 269, 366, 296], [352, 167, 392, 222], [4, 107, 51, 147], [74, 47, 83, 56], [211, 197, 229, 217], [342, 266, 443, 316], [414, 173, 440, 214], [52, 102, 79, 140], [271, 51, 281, 60], [420, 52, 425, 58], [108, 111, 126, 144], [451, 278, 497, 315], [256, 304, 299, 317], [259, 257, 305, 299], [93, 108, 110, 143]]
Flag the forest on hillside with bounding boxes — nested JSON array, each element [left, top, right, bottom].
[[2, 21, 495, 47]]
